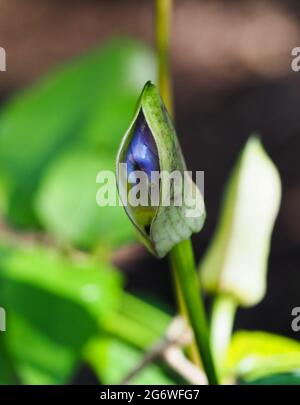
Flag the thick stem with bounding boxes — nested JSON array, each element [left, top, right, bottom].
[[210, 295, 237, 370], [170, 239, 219, 385]]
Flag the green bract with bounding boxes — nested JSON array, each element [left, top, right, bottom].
[[200, 137, 281, 307], [116, 82, 205, 258]]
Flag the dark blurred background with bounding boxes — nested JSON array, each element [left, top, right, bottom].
[[0, 0, 299, 340]]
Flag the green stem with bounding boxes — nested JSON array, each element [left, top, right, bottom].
[[155, 0, 173, 115], [210, 295, 237, 371], [172, 264, 202, 367], [155, 0, 218, 385], [170, 239, 219, 385]]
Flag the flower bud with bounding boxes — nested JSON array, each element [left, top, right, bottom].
[[116, 81, 205, 258], [199, 137, 281, 307]]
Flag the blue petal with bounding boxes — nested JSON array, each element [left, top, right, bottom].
[[126, 114, 159, 180]]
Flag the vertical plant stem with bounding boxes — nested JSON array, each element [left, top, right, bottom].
[[155, 0, 173, 115], [155, 0, 219, 385], [210, 295, 237, 370], [172, 266, 202, 367], [170, 240, 219, 385]]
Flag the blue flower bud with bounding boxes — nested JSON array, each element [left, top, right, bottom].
[[125, 113, 159, 182], [116, 82, 205, 258]]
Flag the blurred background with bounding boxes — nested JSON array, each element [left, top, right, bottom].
[[0, 0, 299, 385]]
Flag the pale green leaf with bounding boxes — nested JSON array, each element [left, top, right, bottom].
[[226, 330, 300, 381]]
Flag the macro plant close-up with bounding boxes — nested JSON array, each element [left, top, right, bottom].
[[0, 0, 300, 394]]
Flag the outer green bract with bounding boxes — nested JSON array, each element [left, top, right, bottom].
[[116, 82, 205, 258]]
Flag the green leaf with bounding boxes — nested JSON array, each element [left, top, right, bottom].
[[243, 372, 300, 385], [0, 245, 122, 384], [84, 294, 174, 385], [35, 147, 134, 249], [0, 173, 9, 218], [226, 330, 300, 381], [200, 137, 281, 306], [0, 335, 18, 384], [0, 39, 156, 227], [118, 293, 171, 338], [85, 337, 177, 385], [104, 293, 171, 350]]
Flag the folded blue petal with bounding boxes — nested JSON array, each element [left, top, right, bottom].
[[126, 113, 159, 181]]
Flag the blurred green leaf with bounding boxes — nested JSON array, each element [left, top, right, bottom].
[[84, 292, 174, 385], [35, 148, 134, 248], [85, 337, 177, 385], [0, 174, 9, 218], [105, 293, 171, 350], [243, 372, 300, 385], [0, 39, 156, 228], [226, 330, 300, 381], [0, 245, 122, 384], [0, 335, 18, 384], [118, 293, 171, 339]]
